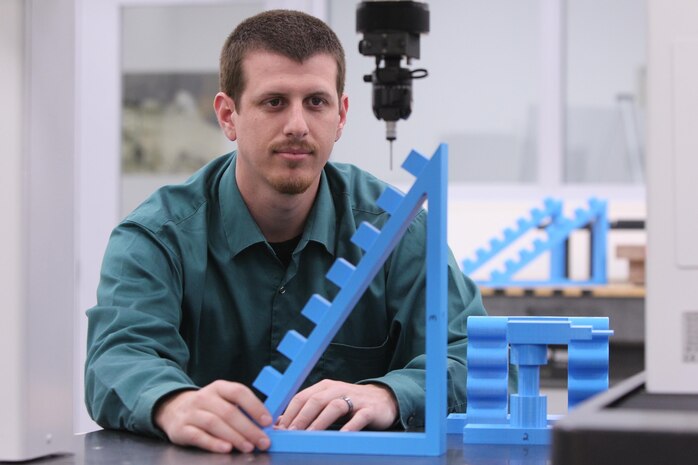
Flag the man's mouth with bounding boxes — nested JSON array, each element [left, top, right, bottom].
[[275, 148, 312, 155], [273, 145, 314, 155], [272, 143, 316, 160]]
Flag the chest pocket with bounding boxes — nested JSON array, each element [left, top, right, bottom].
[[316, 336, 392, 383], [300, 269, 394, 386]]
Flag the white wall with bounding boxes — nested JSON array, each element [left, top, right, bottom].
[[76, 0, 122, 434], [0, 0, 27, 452], [330, 0, 541, 186], [567, 0, 647, 108], [1, 0, 75, 458], [645, 0, 698, 393], [330, 0, 647, 187]]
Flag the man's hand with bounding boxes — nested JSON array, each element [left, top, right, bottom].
[[276, 380, 398, 432], [154, 380, 272, 454]]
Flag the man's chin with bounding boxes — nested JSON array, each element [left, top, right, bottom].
[[271, 178, 313, 195]]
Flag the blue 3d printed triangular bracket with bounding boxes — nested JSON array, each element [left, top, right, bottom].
[[251, 144, 449, 455]]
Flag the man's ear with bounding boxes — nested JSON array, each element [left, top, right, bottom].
[[335, 94, 349, 142], [213, 92, 237, 141]]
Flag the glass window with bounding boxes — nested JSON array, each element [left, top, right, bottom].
[[119, 0, 648, 194], [120, 3, 264, 217], [330, 0, 647, 190], [565, 0, 647, 184], [329, 0, 541, 185]]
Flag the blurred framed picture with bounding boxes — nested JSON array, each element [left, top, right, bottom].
[[121, 72, 231, 174]]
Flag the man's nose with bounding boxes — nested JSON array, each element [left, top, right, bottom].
[[283, 102, 310, 138]]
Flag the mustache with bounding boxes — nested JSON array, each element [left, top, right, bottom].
[[270, 141, 317, 153]]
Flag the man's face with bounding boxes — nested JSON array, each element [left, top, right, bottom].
[[222, 50, 348, 196]]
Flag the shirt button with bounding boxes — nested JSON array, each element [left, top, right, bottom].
[[278, 286, 286, 294]]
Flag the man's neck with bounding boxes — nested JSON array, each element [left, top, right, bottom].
[[238, 178, 319, 244]]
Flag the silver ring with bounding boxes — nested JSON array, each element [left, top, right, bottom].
[[340, 395, 354, 416]]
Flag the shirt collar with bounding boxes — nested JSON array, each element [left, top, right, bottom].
[[219, 152, 268, 257], [219, 151, 337, 259], [299, 168, 336, 256]]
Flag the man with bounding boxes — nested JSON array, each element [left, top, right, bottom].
[[85, 10, 486, 454]]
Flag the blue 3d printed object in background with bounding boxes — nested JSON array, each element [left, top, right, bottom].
[[252, 144, 449, 455], [447, 316, 613, 445], [462, 198, 609, 286]]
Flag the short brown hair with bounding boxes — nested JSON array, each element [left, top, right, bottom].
[[219, 10, 346, 105]]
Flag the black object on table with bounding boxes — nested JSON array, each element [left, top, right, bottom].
[[553, 371, 698, 465]]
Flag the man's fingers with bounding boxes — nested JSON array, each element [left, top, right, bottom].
[[287, 396, 329, 430], [171, 425, 234, 454], [306, 397, 351, 431], [190, 409, 257, 453], [277, 383, 322, 429], [156, 382, 273, 453], [340, 409, 372, 432], [276, 397, 302, 429], [181, 385, 270, 451], [276, 380, 399, 433], [213, 381, 273, 428], [223, 405, 271, 451]]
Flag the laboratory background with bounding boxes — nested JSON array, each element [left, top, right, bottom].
[[2, 0, 696, 463]]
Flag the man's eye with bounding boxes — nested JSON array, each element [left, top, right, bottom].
[[309, 96, 326, 106], [267, 98, 282, 107]]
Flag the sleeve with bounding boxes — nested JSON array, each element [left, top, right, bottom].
[[84, 222, 198, 438], [357, 211, 487, 430]]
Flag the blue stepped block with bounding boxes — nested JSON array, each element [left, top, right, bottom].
[[463, 197, 609, 286], [461, 198, 562, 275], [446, 316, 613, 445], [250, 144, 450, 456]]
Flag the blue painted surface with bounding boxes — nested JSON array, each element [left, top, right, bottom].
[[462, 198, 609, 286], [251, 145, 450, 455], [447, 316, 613, 445]]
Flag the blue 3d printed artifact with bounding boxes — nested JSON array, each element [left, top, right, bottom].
[[462, 198, 609, 286], [447, 316, 613, 445], [252, 144, 449, 455]]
